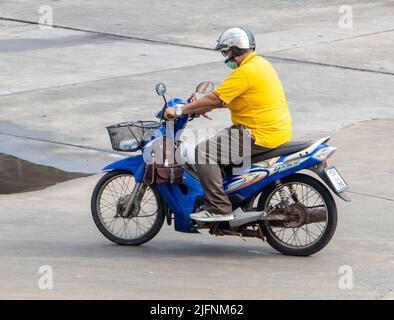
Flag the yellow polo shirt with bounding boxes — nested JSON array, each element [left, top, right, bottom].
[[214, 52, 292, 148]]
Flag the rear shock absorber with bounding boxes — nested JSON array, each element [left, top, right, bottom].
[[274, 179, 299, 204], [288, 184, 299, 202], [274, 180, 287, 201]]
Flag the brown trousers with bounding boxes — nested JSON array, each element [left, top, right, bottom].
[[194, 126, 272, 215]]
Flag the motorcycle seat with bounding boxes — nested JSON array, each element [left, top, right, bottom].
[[221, 140, 313, 178], [224, 141, 312, 170], [250, 140, 313, 164]]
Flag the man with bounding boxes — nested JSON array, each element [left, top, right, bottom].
[[164, 27, 292, 222]]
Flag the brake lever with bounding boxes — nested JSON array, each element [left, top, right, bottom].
[[187, 93, 196, 103], [188, 113, 200, 121]]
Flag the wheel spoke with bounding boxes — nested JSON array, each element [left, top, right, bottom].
[[96, 174, 159, 241], [265, 181, 328, 249]]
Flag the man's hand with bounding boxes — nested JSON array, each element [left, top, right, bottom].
[[182, 92, 223, 117], [163, 107, 177, 120]]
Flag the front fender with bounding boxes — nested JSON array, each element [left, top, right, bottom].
[[103, 154, 145, 182]]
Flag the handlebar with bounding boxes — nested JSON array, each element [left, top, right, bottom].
[[157, 97, 203, 122]]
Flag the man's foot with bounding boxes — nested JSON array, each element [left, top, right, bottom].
[[190, 211, 234, 222]]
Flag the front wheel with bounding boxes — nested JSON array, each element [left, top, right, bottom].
[[257, 173, 338, 256], [91, 170, 165, 245]]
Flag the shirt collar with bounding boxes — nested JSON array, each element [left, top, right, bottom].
[[240, 51, 257, 66]]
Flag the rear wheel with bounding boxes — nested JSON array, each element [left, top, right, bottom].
[[258, 173, 337, 256], [91, 170, 165, 245]]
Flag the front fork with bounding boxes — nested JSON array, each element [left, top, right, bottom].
[[122, 182, 148, 218]]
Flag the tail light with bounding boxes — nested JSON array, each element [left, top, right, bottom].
[[313, 146, 337, 161]]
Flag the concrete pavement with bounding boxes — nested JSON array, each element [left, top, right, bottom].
[[1, 1, 393, 172], [0, 120, 393, 299]]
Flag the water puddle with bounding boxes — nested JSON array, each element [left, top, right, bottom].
[[0, 153, 90, 194]]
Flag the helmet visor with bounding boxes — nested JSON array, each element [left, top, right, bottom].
[[214, 42, 229, 51]]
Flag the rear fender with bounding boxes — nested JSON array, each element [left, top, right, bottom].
[[309, 163, 351, 202]]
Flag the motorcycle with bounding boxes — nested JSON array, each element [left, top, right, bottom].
[[91, 81, 350, 256]]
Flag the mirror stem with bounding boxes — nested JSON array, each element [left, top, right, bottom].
[[159, 94, 168, 124]]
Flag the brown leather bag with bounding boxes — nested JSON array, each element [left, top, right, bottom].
[[143, 138, 184, 185], [156, 165, 184, 184]]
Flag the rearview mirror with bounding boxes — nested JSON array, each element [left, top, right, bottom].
[[155, 83, 167, 96], [196, 81, 214, 94]]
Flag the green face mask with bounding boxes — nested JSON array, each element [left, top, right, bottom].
[[224, 57, 238, 70]]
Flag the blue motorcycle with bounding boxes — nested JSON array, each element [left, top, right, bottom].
[[91, 81, 350, 256]]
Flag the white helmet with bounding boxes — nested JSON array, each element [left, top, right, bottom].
[[214, 27, 256, 52]]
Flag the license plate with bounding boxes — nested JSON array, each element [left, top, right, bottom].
[[324, 167, 348, 193]]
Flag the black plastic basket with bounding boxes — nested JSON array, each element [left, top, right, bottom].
[[106, 120, 160, 152]]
